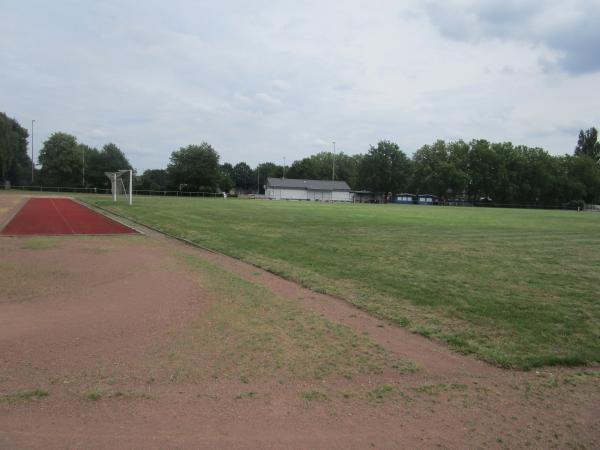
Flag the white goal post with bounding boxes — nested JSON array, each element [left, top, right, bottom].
[[105, 170, 133, 205]]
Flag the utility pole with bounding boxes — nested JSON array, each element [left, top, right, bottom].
[[332, 141, 336, 181], [129, 169, 133, 205], [82, 146, 85, 186], [31, 119, 35, 183]]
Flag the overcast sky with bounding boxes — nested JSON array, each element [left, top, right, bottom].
[[2, 0, 599, 171]]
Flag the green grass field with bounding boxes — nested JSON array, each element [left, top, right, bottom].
[[88, 196, 600, 369]]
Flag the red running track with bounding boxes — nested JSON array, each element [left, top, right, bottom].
[[1, 198, 138, 236]]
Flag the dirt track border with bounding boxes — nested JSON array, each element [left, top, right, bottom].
[[0, 196, 27, 233]]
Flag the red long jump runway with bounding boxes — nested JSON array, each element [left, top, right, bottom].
[[0, 197, 138, 236]]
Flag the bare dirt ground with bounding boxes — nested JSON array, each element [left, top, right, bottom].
[[1, 193, 599, 449]]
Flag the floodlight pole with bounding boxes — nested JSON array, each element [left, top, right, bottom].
[[257, 166, 260, 195], [113, 173, 117, 202], [82, 147, 85, 186], [283, 156, 286, 179], [332, 140, 336, 181], [31, 119, 35, 183]]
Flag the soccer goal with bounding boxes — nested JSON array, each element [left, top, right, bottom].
[[105, 170, 133, 205]]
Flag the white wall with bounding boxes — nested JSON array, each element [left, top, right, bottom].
[[308, 190, 331, 201], [266, 187, 308, 200], [266, 187, 351, 201], [332, 191, 351, 202]]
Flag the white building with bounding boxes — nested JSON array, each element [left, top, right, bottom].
[[265, 178, 352, 201]]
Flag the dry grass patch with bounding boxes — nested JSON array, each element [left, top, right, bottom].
[[161, 253, 417, 383]]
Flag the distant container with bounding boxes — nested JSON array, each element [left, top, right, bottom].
[[417, 194, 439, 205], [393, 193, 415, 204]]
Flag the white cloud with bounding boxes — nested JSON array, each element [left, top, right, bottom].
[[234, 93, 253, 105], [255, 93, 282, 106]]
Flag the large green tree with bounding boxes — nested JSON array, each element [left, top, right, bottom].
[[167, 143, 221, 192], [513, 146, 558, 204], [256, 162, 283, 194], [38, 132, 82, 186], [286, 152, 359, 188], [562, 154, 600, 204], [465, 139, 494, 201], [76, 142, 132, 188], [0, 112, 30, 186], [358, 140, 411, 197], [136, 169, 169, 191], [411, 140, 468, 199], [232, 162, 254, 190], [574, 127, 600, 160], [99, 143, 131, 171], [219, 163, 235, 193], [79, 144, 100, 187]]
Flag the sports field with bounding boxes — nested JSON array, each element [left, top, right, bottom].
[[2, 192, 600, 448], [91, 196, 600, 369]]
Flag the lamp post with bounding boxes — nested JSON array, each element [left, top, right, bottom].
[[31, 119, 35, 183], [332, 140, 336, 181]]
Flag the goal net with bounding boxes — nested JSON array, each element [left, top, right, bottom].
[[105, 170, 133, 205]]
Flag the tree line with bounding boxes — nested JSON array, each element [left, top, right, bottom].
[[1, 111, 599, 205], [0, 112, 30, 186], [142, 133, 599, 206], [0, 113, 133, 189]]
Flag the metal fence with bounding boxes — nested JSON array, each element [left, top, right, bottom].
[[5, 185, 598, 210], [7, 185, 225, 198], [8, 185, 110, 194], [463, 201, 581, 210]]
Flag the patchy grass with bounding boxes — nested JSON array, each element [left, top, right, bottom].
[[20, 237, 59, 250], [234, 391, 259, 400], [0, 260, 70, 304], [367, 384, 412, 403], [411, 383, 468, 396], [80, 385, 152, 401], [301, 390, 328, 402], [110, 391, 153, 400], [517, 369, 600, 399], [84, 387, 104, 401], [0, 388, 49, 403], [87, 196, 600, 369], [162, 253, 414, 382]]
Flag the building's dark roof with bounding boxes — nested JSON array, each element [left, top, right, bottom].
[[266, 178, 351, 191]]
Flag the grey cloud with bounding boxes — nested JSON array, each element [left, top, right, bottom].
[[421, 0, 600, 74], [271, 79, 290, 91]]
